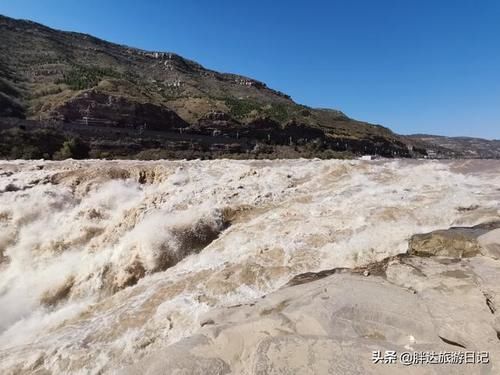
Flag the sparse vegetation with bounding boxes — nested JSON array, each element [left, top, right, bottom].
[[0, 15, 413, 160], [300, 108, 311, 117], [225, 98, 262, 119], [54, 137, 90, 159], [60, 66, 122, 90], [32, 85, 64, 98], [0, 127, 65, 159], [0, 78, 21, 98], [264, 103, 290, 123]]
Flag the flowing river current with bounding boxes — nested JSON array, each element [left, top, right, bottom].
[[0, 159, 499, 373]]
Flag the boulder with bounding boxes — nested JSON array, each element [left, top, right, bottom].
[[408, 221, 500, 258], [120, 223, 500, 374], [478, 229, 500, 259]]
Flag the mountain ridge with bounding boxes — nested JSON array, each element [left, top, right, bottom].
[[407, 134, 500, 159], [1, 14, 491, 160]]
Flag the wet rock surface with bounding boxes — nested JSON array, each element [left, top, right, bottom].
[[408, 221, 500, 258], [123, 223, 500, 374], [0, 159, 499, 374]]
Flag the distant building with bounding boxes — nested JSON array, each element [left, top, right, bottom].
[[426, 150, 438, 158]]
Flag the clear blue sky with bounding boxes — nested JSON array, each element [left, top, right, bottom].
[[1, 0, 499, 139]]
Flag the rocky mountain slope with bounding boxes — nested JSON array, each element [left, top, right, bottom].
[[0, 14, 412, 159], [408, 134, 500, 159]]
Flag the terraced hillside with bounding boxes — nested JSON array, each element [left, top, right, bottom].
[[0, 14, 413, 159]]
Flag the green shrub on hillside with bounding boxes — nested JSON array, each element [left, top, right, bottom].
[[0, 127, 65, 159], [224, 98, 293, 123], [264, 103, 289, 123], [54, 137, 90, 159], [60, 66, 122, 90], [225, 98, 261, 119]]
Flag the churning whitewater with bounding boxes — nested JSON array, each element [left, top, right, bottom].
[[0, 159, 499, 373]]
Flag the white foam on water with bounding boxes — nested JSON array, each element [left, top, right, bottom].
[[0, 159, 499, 373]]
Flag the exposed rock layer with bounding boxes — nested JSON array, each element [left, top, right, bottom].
[[0, 14, 414, 160], [124, 224, 500, 374]]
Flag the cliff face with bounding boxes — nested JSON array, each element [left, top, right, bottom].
[[0, 14, 413, 159], [51, 90, 189, 131]]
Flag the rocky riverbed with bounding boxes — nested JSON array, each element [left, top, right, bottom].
[[0, 159, 499, 374]]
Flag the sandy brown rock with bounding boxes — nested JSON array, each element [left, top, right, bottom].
[[408, 221, 500, 258], [2, 159, 500, 374], [479, 229, 500, 259], [121, 223, 500, 374]]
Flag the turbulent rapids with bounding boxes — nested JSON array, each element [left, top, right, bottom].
[[1, 159, 500, 374]]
